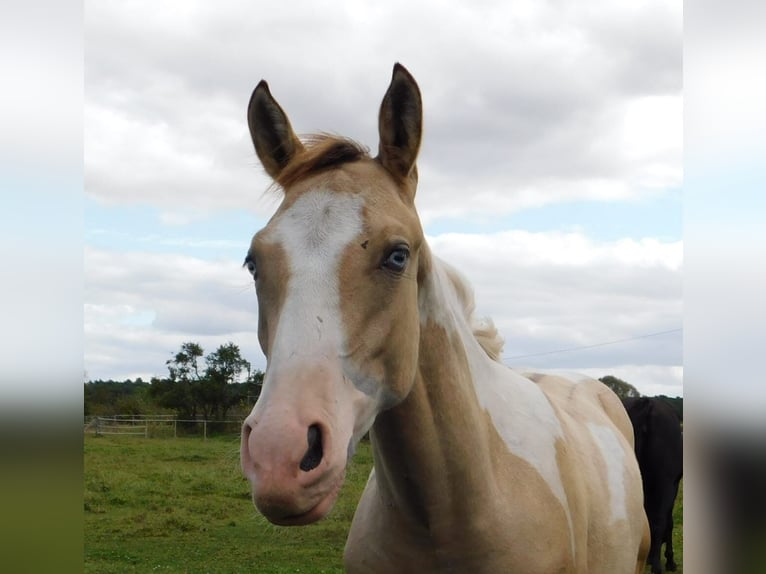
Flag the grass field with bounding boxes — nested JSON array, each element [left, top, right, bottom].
[[84, 434, 683, 573], [84, 434, 371, 573]]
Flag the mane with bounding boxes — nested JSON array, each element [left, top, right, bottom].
[[275, 134, 370, 189], [438, 258, 505, 362]]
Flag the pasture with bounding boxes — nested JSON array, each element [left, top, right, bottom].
[[84, 435, 371, 573], [84, 434, 683, 573]]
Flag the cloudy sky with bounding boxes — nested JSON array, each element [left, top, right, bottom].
[[84, 0, 682, 397]]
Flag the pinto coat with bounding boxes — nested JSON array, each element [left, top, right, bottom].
[[240, 63, 650, 573]]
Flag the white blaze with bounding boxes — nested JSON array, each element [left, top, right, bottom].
[[267, 190, 365, 365], [261, 190, 381, 444]]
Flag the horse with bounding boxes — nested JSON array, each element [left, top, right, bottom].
[[623, 397, 683, 574], [240, 63, 649, 573]]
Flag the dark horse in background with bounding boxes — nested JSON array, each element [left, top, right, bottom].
[[623, 397, 683, 574]]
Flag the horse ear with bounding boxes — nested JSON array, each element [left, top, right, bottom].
[[247, 80, 304, 181], [377, 63, 423, 184]]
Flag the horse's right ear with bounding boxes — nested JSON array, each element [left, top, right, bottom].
[[377, 63, 423, 184], [247, 80, 304, 181]]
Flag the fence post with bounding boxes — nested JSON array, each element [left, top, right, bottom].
[[95, 417, 101, 437], [174, 419, 177, 439], [203, 420, 207, 441]]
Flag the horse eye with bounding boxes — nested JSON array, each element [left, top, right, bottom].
[[243, 256, 257, 280], [382, 246, 409, 272]]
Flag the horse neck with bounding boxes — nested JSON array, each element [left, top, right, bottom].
[[369, 249, 500, 533]]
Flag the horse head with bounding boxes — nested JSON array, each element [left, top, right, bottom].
[[240, 64, 426, 525]]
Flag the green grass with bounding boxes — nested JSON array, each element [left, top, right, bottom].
[[85, 435, 683, 573], [84, 435, 372, 573], [672, 480, 683, 573]]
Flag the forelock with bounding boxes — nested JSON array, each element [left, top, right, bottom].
[[274, 134, 370, 190]]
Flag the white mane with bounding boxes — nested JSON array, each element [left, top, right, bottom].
[[433, 256, 505, 362]]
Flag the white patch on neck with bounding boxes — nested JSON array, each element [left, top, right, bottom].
[[268, 190, 364, 365], [420, 256, 576, 559], [587, 422, 628, 523]]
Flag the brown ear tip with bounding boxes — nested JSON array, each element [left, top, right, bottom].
[[254, 79, 270, 95], [392, 62, 413, 79], [248, 80, 273, 119], [249, 80, 271, 105]]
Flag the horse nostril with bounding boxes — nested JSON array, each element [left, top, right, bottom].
[[299, 424, 323, 472]]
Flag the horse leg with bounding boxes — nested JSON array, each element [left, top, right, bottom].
[[646, 500, 664, 574], [664, 506, 677, 571], [664, 480, 681, 571]]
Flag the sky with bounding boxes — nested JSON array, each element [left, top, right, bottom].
[[84, 0, 683, 397]]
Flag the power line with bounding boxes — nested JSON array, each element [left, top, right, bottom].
[[503, 328, 682, 361]]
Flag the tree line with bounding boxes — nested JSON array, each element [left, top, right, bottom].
[[85, 341, 264, 421], [85, 343, 682, 421]]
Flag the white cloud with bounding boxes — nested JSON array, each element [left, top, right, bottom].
[[85, 225, 682, 395], [83, 0, 682, 396], [84, 0, 682, 222], [428, 230, 682, 385], [84, 246, 259, 380]]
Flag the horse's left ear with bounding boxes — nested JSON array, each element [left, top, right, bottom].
[[377, 63, 423, 187]]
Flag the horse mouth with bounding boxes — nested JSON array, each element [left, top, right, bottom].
[[261, 469, 346, 526]]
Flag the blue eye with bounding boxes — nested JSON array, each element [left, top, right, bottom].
[[382, 246, 409, 272]]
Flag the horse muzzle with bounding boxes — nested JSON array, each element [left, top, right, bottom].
[[241, 412, 347, 525]]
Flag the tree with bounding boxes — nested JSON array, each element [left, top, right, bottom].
[[166, 342, 204, 382], [85, 379, 153, 416], [152, 342, 206, 419], [599, 375, 641, 400], [203, 342, 252, 420], [151, 341, 258, 421], [206, 342, 251, 386]]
